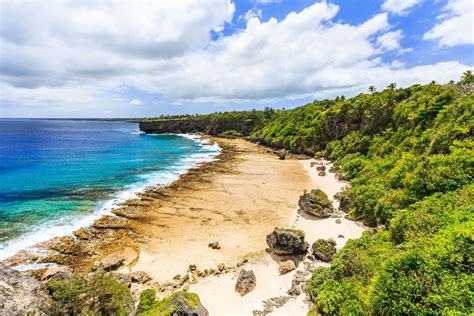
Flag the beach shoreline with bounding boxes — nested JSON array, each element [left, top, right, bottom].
[[3, 136, 366, 314]]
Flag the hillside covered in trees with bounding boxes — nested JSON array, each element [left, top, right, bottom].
[[142, 72, 474, 314]]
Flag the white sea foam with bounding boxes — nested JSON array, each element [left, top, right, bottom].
[[0, 134, 221, 263]]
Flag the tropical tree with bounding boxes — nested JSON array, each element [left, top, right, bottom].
[[368, 86, 376, 94]]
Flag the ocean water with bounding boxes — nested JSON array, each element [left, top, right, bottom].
[[0, 119, 220, 260]]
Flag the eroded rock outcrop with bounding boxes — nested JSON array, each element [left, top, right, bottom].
[[0, 263, 52, 315], [298, 189, 334, 218], [266, 228, 309, 255]]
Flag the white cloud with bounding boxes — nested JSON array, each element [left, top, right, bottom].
[[239, 8, 263, 22], [382, 0, 423, 15], [256, 0, 280, 5], [0, 0, 470, 117], [424, 0, 474, 47], [376, 30, 404, 50], [130, 99, 142, 105]]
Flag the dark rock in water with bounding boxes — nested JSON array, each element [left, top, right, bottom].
[[0, 263, 52, 315], [275, 149, 287, 160], [298, 189, 334, 218], [266, 228, 309, 255], [318, 171, 326, 176], [131, 271, 151, 284], [235, 269, 257, 296], [208, 241, 220, 249], [316, 165, 326, 171], [312, 239, 337, 262]]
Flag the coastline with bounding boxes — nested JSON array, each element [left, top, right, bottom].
[[1, 133, 221, 268], [3, 135, 366, 314]]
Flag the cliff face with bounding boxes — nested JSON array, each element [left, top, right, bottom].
[[139, 118, 256, 135]]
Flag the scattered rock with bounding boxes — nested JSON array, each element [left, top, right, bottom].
[[217, 263, 225, 272], [111, 272, 132, 288], [287, 283, 302, 296], [73, 227, 94, 240], [41, 266, 73, 281], [236, 258, 248, 267], [278, 260, 296, 274], [0, 263, 52, 314], [335, 219, 342, 224], [235, 269, 257, 296], [275, 149, 287, 160], [310, 161, 317, 167], [98, 253, 125, 271], [338, 234, 345, 238], [316, 165, 326, 171], [92, 215, 128, 229], [318, 171, 326, 176], [298, 189, 334, 217], [111, 208, 140, 219], [208, 241, 220, 249], [188, 264, 197, 272], [312, 239, 337, 262], [46, 236, 79, 255], [334, 191, 355, 213], [266, 228, 309, 255], [328, 165, 337, 173], [131, 271, 151, 284]]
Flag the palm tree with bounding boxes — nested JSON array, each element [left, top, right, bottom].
[[387, 83, 396, 90], [368, 86, 376, 94], [461, 70, 473, 84], [459, 70, 473, 94]]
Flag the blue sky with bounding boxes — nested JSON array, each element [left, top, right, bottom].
[[0, 0, 472, 118]]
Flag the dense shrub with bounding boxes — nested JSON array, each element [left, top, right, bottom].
[[46, 272, 133, 315]]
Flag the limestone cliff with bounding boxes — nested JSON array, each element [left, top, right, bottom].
[[139, 118, 256, 135]]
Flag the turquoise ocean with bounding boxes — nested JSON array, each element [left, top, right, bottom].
[[0, 119, 220, 260]]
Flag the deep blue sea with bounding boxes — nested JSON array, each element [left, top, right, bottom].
[[0, 119, 220, 259]]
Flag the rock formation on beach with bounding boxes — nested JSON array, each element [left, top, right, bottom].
[[235, 269, 257, 296], [266, 228, 309, 255], [298, 189, 334, 217]]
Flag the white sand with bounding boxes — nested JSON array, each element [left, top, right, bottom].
[[189, 158, 366, 315]]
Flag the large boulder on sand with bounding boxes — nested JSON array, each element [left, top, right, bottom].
[[298, 189, 334, 217], [235, 269, 257, 296], [278, 260, 296, 274], [312, 239, 337, 262], [266, 228, 309, 255]]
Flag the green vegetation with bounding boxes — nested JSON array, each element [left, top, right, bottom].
[[137, 290, 206, 316], [221, 129, 242, 137], [46, 272, 133, 315], [141, 74, 473, 314]]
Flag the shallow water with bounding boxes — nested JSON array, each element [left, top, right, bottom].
[[0, 119, 219, 259]]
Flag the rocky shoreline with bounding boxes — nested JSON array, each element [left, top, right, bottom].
[[1, 137, 365, 315]]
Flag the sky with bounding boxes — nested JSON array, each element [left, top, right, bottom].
[[0, 0, 473, 118]]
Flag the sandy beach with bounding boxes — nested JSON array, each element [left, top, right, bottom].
[[3, 136, 366, 315]]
